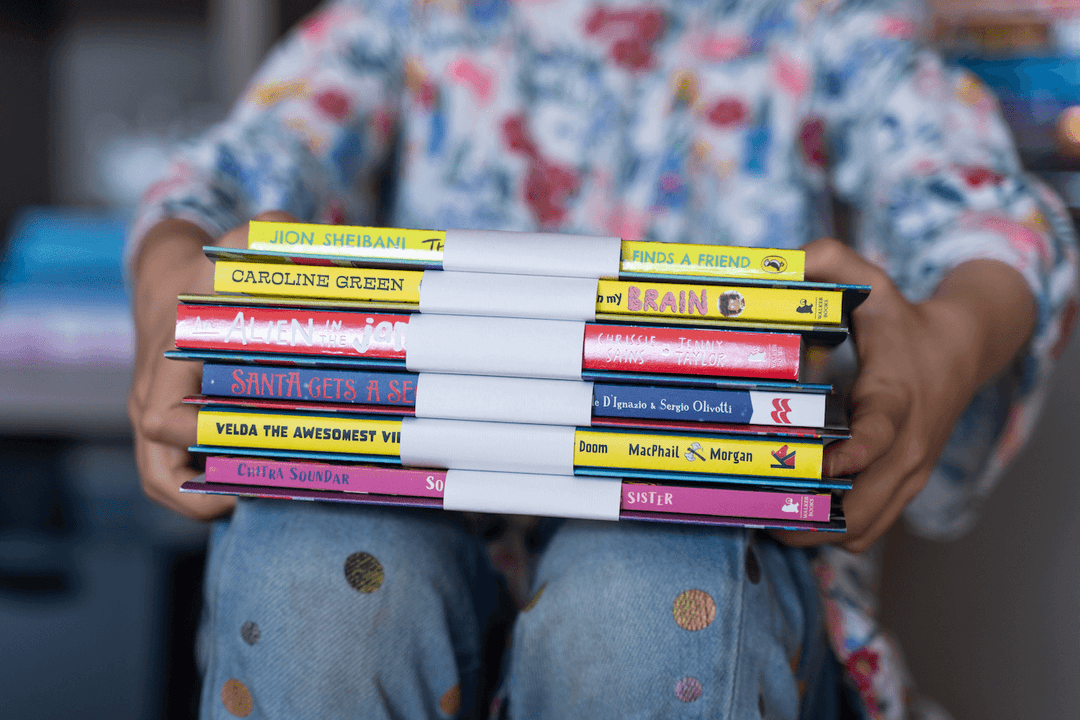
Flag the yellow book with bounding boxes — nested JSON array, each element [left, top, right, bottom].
[[619, 242, 804, 281], [573, 430, 822, 479], [595, 279, 842, 325], [247, 220, 805, 282], [196, 409, 822, 480], [214, 260, 423, 303], [197, 409, 402, 455], [248, 221, 444, 261]]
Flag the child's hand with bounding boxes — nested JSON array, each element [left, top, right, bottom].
[[127, 211, 298, 519], [774, 238, 1035, 552]]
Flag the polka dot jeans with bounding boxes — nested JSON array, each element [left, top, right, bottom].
[[198, 499, 837, 719]]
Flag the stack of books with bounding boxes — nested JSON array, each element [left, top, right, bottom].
[[171, 221, 868, 533]]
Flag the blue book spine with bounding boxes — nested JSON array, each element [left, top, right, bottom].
[[592, 384, 753, 423], [591, 384, 826, 427], [202, 364, 419, 406]]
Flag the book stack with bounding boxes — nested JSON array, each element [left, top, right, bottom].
[[171, 221, 868, 532]]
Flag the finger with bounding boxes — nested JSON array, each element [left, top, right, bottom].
[[777, 414, 922, 549], [840, 461, 932, 552], [139, 355, 203, 449], [136, 438, 234, 520], [824, 383, 906, 477], [831, 427, 929, 548], [773, 458, 921, 551], [801, 237, 886, 287]]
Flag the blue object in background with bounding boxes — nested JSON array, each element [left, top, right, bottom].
[[0, 205, 130, 305], [953, 55, 1080, 159]]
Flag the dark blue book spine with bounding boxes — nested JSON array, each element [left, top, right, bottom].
[[202, 364, 419, 406], [592, 384, 754, 423]]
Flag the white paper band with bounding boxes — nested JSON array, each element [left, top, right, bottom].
[[748, 392, 827, 427], [443, 469, 622, 521], [418, 271, 598, 321], [399, 417, 576, 475], [404, 315, 585, 379], [443, 228, 622, 278], [415, 374, 594, 425]]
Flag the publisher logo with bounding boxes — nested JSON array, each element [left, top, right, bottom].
[[761, 255, 787, 274], [770, 398, 793, 424], [770, 444, 796, 469]]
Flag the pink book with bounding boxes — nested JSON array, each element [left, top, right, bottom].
[[621, 482, 830, 522], [206, 456, 831, 523], [205, 455, 445, 497]]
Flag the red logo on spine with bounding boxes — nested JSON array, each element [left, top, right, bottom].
[[771, 445, 796, 469], [770, 398, 793, 424]]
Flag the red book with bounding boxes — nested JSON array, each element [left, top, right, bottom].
[[175, 303, 801, 380], [174, 304, 408, 359], [581, 324, 800, 380]]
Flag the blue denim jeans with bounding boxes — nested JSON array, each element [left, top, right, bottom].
[[198, 499, 836, 719]]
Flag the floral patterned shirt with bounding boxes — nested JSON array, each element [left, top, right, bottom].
[[131, 1, 1078, 717]]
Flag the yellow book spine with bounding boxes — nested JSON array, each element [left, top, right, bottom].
[[247, 220, 445, 261], [573, 430, 822, 479], [197, 409, 402, 455], [620, 242, 804, 281], [214, 260, 423, 303], [247, 221, 805, 282], [595, 279, 842, 325]]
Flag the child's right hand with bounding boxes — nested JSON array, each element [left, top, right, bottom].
[[127, 211, 297, 519]]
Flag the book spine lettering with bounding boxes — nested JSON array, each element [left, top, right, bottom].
[[592, 384, 825, 427], [582, 325, 800, 380], [202, 455, 830, 522], [247, 220, 445, 261], [619, 242, 804, 281], [247, 221, 806, 281], [214, 261, 423, 303], [621, 483, 831, 521], [595, 280, 840, 325], [202, 364, 419, 405], [573, 429, 822, 479], [205, 456, 445, 496], [175, 304, 409, 359], [197, 409, 402, 455]]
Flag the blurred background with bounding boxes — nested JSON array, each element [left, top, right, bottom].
[[0, 0, 1077, 718]]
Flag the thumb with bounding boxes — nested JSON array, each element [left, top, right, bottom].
[[801, 237, 884, 288]]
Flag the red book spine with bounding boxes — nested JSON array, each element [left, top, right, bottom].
[[175, 304, 409, 359], [177, 304, 800, 380], [582, 325, 800, 380]]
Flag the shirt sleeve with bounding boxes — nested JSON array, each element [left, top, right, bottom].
[[812, 0, 1079, 539], [125, 0, 402, 268]]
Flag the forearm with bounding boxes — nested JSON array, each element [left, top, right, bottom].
[[132, 219, 212, 284], [918, 259, 1036, 398]]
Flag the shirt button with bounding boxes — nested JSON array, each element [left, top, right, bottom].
[[745, 544, 761, 584]]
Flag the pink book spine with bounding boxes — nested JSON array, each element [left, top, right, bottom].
[[621, 483, 831, 522], [204, 456, 445, 497]]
